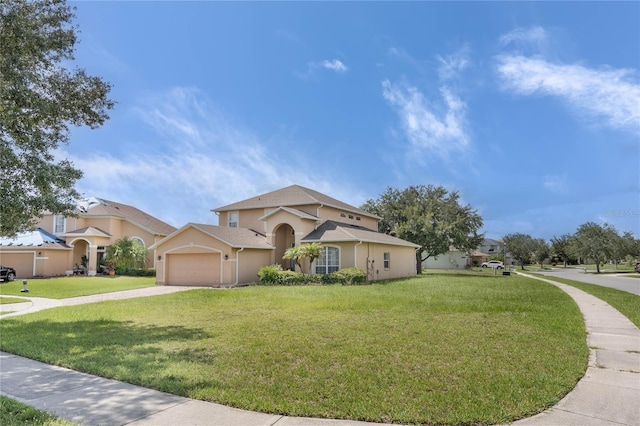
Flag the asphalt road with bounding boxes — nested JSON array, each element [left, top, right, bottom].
[[535, 267, 640, 295]]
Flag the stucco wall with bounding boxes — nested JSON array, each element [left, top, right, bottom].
[[236, 248, 273, 284], [317, 206, 378, 231], [423, 251, 468, 270]]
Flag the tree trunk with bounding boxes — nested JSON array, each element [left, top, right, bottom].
[[416, 251, 422, 275]]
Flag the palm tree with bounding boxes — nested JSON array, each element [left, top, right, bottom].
[[106, 237, 148, 270], [283, 242, 323, 274]]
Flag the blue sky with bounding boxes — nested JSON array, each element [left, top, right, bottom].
[[62, 1, 639, 240]]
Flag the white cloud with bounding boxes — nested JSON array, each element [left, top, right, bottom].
[[321, 59, 348, 73], [499, 26, 548, 47], [496, 55, 640, 131], [382, 80, 469, 159], [437, 47, 470, 80], [62, 87, 339, 226]]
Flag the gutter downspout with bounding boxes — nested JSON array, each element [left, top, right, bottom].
[[354, 240, 363, 269], [316, 204, 324, 229], [234, 247, 245, 286]]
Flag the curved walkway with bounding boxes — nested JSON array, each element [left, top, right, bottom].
[[1, 278, 639, 425]]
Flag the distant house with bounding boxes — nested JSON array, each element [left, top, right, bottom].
[[421, 239, 507, 270], [0, 197, 176, 278], [422, 247, 469, 270], [151, 185, 419, 286]]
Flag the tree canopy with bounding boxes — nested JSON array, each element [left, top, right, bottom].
[[570, 222, 618, 273], [362, 185, 484, 274], [502, 233, 536, 270], [0, 0, 114, 237]]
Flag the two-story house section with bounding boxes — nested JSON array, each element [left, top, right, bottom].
[[152, 185, 419, 286], [0, 197, 177, 278]]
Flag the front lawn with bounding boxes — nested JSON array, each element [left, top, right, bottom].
[[0, 274, 587, 425], [0, 277, 155, 299], [0, 396, 75, 426]]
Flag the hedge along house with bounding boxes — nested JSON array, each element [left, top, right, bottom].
[[151, 185, 419, 286], [0, 197, 177, 278]]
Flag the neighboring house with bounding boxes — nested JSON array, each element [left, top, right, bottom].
[[421, 239, 507, 271], [0, 197, 176, 278], [422, 247, 469, 270], [478, 238, 504, 256], [151, 185, 419, 286]]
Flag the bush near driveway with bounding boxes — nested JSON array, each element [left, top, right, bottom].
[[0, 273, 587, 425]]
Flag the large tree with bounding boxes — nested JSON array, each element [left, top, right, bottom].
[[533, 238, 551, 269], [551, 234, 574, 267], [0, 0, 114, 237], [570, 222, 617, 273], [503, 233, 536, 270], [362, 185, 484, 274]]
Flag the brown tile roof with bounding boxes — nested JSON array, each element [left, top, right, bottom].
[[188, 224, 273, 249], [84, 198, 177, 236], [302, 221, 420, 248], [214, 185, 379, 219]]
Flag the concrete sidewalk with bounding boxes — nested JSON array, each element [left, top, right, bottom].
[[512, 274, 640, 425], [1, 278, 639, 425]]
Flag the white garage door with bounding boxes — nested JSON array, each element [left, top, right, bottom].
[[166, 253, 220, 286]]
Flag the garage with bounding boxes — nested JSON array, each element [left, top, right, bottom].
[[0, 252, 35, 279], [166, 252, 220, 286]]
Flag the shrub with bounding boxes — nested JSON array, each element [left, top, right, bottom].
[[257, 265, 283, 285], [112, 267, 156, 277], [322, 267, 367, 285], [278, 270, 304, 286]]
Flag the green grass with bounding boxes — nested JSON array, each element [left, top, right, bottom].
[[529, 273, 640, 328], [0, 396, 75, 426], [0, 273, 587, 425], [0, 297, 30, 305], [0, 276, 155, 299]]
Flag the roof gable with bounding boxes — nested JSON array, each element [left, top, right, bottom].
[[259, 206, 320, 222], [214, 185, 378, 220], [80, 197, 177, 236], [151, 223, 273, 250]]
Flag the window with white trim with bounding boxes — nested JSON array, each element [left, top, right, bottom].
[[228, 211, 239, 228], [54, 215, 66, 234], [315, 246, 340, 274], [383, 252, 390, 269]]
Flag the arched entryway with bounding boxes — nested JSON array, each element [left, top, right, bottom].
[[274, 223, 296, 270], [70, 239, 90, 272]]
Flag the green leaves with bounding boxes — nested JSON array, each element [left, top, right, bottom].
[[106, 237, 148, 270], [283, 242, 323, 274], [0, 0, 114, 237], [362, 185, 484, 272]]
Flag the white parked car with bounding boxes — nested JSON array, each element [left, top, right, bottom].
[[481, 260, 504, 269]]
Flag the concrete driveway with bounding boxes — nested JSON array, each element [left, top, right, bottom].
[[536, 267, 640, 295]]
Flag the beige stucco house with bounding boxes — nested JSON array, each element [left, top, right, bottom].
[[0, 197, 176, 278], [152, 185, 419, 286]]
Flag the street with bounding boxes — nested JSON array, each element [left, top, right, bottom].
[[535, 267, 640, 296]]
